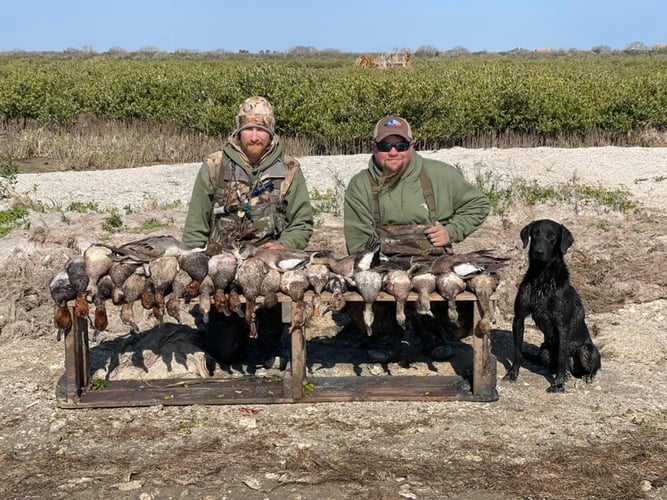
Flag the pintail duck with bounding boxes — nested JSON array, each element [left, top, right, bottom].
[[351, 237, 384, 336], [466, 272, 500, 335], [96, 235, 198, 263], [430, 250, 509, 278], [234, 243, 312, 272]]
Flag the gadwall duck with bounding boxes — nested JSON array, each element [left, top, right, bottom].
[[207, 252, 238, 315], [235, 257, 268, 337], [382, 269, 412, 329], [305, 263, 330, 316]]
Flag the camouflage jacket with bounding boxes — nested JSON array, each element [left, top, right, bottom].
[[182, 141, 313, 251]]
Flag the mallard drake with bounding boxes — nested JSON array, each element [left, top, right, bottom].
[[382, 269, 412, 329], [92, 274, 113, 341], [305, 263, 330, 316], [235, 257, 268, 337], [49, 270, 77, 341], [207, 252, 238, 315], [234, 243, 312, 272], [65, 256, 90, 321], [97, 235, 197, 263]]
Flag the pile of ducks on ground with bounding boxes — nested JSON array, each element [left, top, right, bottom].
[[49, 235, 508, 343]]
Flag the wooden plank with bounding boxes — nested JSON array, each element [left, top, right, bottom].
[[57, 290, 499, 408], [56, 374, 497, 408]]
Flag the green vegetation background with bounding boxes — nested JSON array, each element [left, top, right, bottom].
[[1, 53, 666, 153]]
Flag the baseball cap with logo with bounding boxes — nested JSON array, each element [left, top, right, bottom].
[[234, 96, 276, 137], [372, 115, 413, 142]]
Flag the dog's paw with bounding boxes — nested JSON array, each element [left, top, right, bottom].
[[503, 371, 518, 382], [546, 383, 565, 393]]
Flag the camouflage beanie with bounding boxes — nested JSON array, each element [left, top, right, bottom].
[[234, 96, 276, 137]]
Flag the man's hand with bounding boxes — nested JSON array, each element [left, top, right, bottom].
[[260, 241, 286, 250], [424, 222, 450, 248]]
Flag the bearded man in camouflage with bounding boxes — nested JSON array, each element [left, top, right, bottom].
[[183, 96, 313, 368], [344, 116, 490, 362]]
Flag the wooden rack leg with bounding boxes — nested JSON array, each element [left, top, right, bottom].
[[472, 299, 486, 395], [290, 326, 306, 400], [280, 301, 306, 401], [63, 307, 89, 402]]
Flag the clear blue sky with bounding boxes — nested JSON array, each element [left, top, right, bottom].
[[2, 0, 664, 53]]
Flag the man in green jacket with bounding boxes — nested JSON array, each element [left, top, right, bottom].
[[182, 96, 314, 368], [344, 115, 490, 362]]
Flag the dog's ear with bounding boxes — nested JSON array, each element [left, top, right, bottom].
[[560, 225, 574, 254], [520, 222, 533, 249]]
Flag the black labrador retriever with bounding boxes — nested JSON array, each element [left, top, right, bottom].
[[504, 219, 601, 392]]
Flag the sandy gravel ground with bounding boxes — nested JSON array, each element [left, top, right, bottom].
[[14, 146, 667, 212], [1, 147, 666, 499]]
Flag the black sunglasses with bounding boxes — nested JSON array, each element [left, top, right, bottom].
[[375, 141, 411, 152]]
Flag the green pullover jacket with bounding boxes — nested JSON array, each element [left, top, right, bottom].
[[182, 141, 313, 250], [344, 152, 490, 254]]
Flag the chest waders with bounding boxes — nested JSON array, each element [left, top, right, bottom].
[[368, 169, 450, 259]]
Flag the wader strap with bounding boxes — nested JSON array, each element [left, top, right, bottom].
[[419, 168, 436, 219], [367, 168, 437, 224], [367, 171, 382, 226]]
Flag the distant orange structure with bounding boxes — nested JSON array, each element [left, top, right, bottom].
[[355, 54, 377, 68], [355, 50, 412, 69]]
